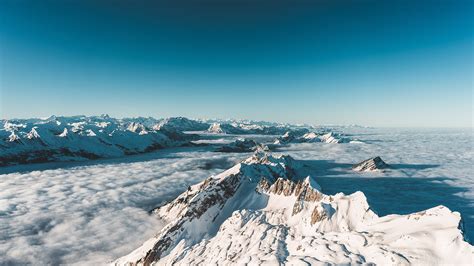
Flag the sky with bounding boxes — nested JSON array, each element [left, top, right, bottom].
[[0, 0, 472, 127]]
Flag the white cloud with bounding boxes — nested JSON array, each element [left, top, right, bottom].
[[0, 149, 246, 264]]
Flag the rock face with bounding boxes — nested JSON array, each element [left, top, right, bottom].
[[115, 153, 473, 266], [216, 138, 269, 153], [352, 156, 389, 172]]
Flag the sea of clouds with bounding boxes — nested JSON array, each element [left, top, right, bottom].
[[0, 147, 247, 264], [0, 128, 473, 264]]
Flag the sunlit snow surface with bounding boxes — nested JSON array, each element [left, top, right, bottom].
[[0, 128, 472, 264]]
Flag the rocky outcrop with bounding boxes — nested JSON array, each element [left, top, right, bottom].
[[352, 156, 389, 172], [258, 177, 323, 216], [311, 205, 327, 224]]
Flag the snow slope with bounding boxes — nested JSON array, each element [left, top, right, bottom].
[[115, 153, 473, 265]]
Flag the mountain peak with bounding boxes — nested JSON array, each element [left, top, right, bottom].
[[26, 127, 41, 139], [352, 156, 389, 172], [115, 153, 471, 265]]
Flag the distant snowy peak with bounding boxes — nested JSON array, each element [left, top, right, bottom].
[[207, 122, 301, 135], [318, 132, 348, 143], [85, 129, 97, 137], [8, 131, 21, 143], [155, 117, 209, 132], [275, 131, 357, 144], [115, 153, 473, 265], [126, 122, 148, 134], [302, 131, 318, 140], [58, 128, 68, 138], [207, 122, 224, 133], [273, 131, 298, 144], [206, 122, 246, 134], [4, 121, 26, 131], [352, 156, 389, 172]]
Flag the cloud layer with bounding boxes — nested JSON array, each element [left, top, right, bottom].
[[0, 148, 245, 264]]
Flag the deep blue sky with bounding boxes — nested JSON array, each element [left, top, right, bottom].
[[1, 0, 472, 127]]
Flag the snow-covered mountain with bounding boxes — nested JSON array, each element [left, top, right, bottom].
[[207, 122, 305, 135], [1, 116, 343, 166], [274, 131, 358, 144], [204, 118, 313, 129], [154, 117, 209, 132], [154, 117, 302, 135], [115, 152, 473, 265], [0, 116, 196, 166]]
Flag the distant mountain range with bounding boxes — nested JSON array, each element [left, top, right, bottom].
[[0, 115, 357, 166]]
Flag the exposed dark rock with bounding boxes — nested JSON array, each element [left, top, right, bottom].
[[352, 156, 389, 172], [310, 206, 327, 224], [256, 176, 322, 216]]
